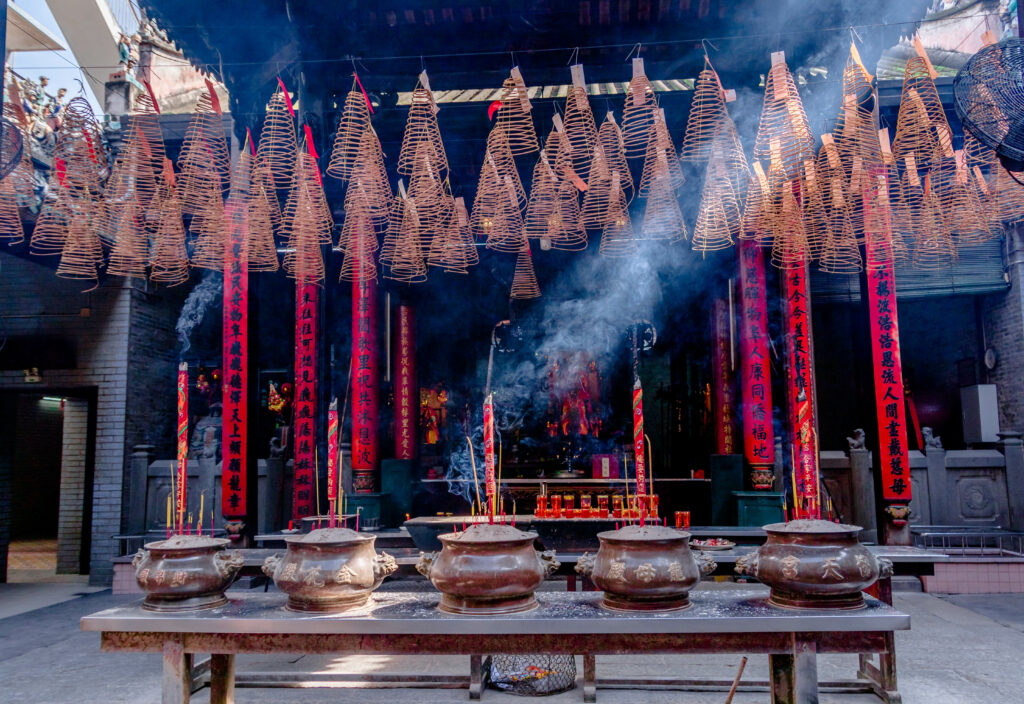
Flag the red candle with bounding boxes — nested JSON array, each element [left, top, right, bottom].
[[327, 398, 339, 527], [483, 393, 496, 519], [176, 362, 188, 534]]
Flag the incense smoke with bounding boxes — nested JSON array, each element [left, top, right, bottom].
[[176, 271, 223, 358]]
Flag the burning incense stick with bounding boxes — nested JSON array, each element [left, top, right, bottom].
[[466, 436, 483, 516]]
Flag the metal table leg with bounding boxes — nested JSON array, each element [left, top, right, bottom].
[[210, 654, 235, 704], [583, 654, 596, 703], [162, 636, 190, 704], [470, 654, 484, 700]]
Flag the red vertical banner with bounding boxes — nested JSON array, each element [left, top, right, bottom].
[[738, 239, 776, 475], [351, 272, 379, 493], [864, 176, 912, 505], [395, 304, 416, 460], [176, 363, 188, 532], [222, 208, 248, 519], [782, 257, 820, 518], [632, 380, 648, 509], [711, 298, 737, 455], [293, 283, 318, 519]]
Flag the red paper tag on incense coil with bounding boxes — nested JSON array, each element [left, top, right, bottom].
[[205, 78, 222, 114], [83, 131, 98, 163], [245, 127, 256, 155], [143, 80, 161, 113], [162, 158, 176, 188], [303, 124, 319, 158], [277, 77, 295, 116], [54, 157, 66, 186], [564, 164, 588, 192], [488, 100, 503, 121], [353, 72, 374, 114]]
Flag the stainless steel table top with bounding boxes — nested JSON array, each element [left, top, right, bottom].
[[81, 589, 909, 636]]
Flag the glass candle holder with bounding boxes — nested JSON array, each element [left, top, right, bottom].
[[646, 494, 659, 518], [535, 494, 547, 519], [612, 495, 623, 519], [563, 494, 574, 518], [549, 494, 561, 518], [580, 494, 592, 517], [598, 495, 609, 517]]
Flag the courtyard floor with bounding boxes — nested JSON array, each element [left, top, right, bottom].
[[1, 580, 1022, 703]]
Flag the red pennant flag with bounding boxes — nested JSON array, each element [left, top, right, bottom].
[[143, 80, 161, 113], [277, 77, 296, 117], [488, 100, 503, 121], [353, 73, 374, 115], [54, 157, 67, 186], [245, 127, 256, 155], [204, 78, 222, 114], [303, 124, 319, 158]]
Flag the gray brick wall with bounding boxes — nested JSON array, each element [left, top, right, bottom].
[[57, 397, 88, 573], [983, 227, 1024, 433]]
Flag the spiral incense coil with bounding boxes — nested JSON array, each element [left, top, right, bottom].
[[835, 94, 882, 190], [760, 155, 788, 248], [282, 182, 327, 284], [753, 54, 816, 181], [713, 117, 751, 201], [862, 174, 908, 271], [524, 156, 560, 240], [339, 181, 382, 257], [0, 177, 25, 244], [397, 78, 448, 176], [56, 215, 104, 284], [339, 208, 380, 282], [56, 97, 108, 192], [741, 165, 770, 240], [680, 59, 729, 162], [406, 142, 448, 236], [598, 176, 637, 257], [581, 145, 614, 229], [256, 88, 298, 191], [892, 57, 949, 172], [597, 114, 633, 196], [770, 183, 808, 270], [495, 75, 539, 155], [621, 59, 658, 159], [3, 104, 34, 200], [991, 164, 1024, 224], [428, 195, 478, 273], [510, 240, 541, 299], [149, 195, 190, 286], [106, 200, 148, 279], [486, 127, 527, 209], [470, 158, 502, 236], [485, 179, 527, 253], [247, 189, 280, 272], [545, 180, 588, 251], [189, 188, 226, 271], [543, 126, 574, 181], [638, 110, 684, 197], [800, 164, 829, 261], [817, 209, 863, 273], [281, 152, 334, 246], [327, 77, 372, 181], [354, 127, 393, 223], [912, 185, 956, 270], [641, 154, 687, 242], [29, 185, 72, 256], [129, 90, 166, 177], [104, 137, 159, 231], [251, 160, 283, 233], [693, 156, 741, 253], [384, 197, 428, 283], [935, 155, 995, 247], [963, 133, 997, 170], [563, 84, 598, 181], [178, 91, 230, 210]]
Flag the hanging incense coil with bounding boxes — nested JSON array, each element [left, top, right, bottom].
[[548, 180, 588, 251], [863, 172, 910, 270], [247, 188, 280, 272], [327, 77, 372, 181], [598, 176, 637, 257], [800, 161, 829, 261], [189, 188, 226, 271], [3, 104, 34, 200], [834, 47, 881, 185], [29, 184, 71, 256], [741, 166, 771, 240], [56, 215, 103, 283], [397, 77, 448, 176], [641, 155, 687, 242], [818, 208, 863, 274], [753, 56, 815, 181], [524, 156, 560, 239], [150, 192, 190, 286], [680, 58, 729, 162], [486, 127, 527, 209], [383, 196, 428, 283], [621, 60, 658, 159], [257, 88, 299, 191], [56, 97, 107, 192], [251, 159, 283, 233], [106, 200, 148, 279], [510, 240, 541, 299], [912, 186, 957, 270], [282, 181, 327, 284], [770, 182, 808, 270], [892, 56, 951, 172], [693, 156, 742, 253], [178, 91, 230, 212], [495, 75, 539, 155], [0, 177, 25, 244], [470, 158, 503, 237], [598, 114, 634, 196], [428, 195, 478, 273], [563, 85, 598, 181], [345, 129, 392, 230], [128, 89, 166, 179], [339, 181, 382, 257], [638, 110, 684, 197], [581, 145, 614, 229], [992, 163, 1024, 224], [281, 151, 334, 246], [484, 178, 527, 253], [544, 126, 574, 181], [406, 142, 448, 236], [339, 206, 380, 282], [935, 155, 995, 247], [714, 117, 751, 201], [104, 137, 159, 234]]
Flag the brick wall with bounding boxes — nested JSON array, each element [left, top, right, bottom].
[[982, 227, 1024, 432], [57, 398, 88, 574]]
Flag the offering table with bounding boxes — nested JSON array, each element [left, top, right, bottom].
[[82, 589, 908, 704]]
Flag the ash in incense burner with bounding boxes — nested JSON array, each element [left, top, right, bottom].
[[133, 535, 243, 612], [417, 522, 559, 615]]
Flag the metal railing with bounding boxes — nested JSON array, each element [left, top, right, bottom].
[[103, 0, 142, 36], [912, 526, 1024, 557]]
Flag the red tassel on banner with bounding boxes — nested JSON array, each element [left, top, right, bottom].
[[143, 80, 161, 113], [204, 78, 222, 114], [353, 72, 374, 114], [277, 77, 295, 116]]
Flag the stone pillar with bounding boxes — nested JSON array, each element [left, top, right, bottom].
[[999, 431, 1024, 530], [923, 434, 949, 527], [849, 443, 877, 541], [127, 445, 154, 535]]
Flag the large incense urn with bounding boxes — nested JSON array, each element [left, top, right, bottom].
[[133, 536, 243, 612], [416, 523, 559, 615], [575, 525, 716, 612], [734, 519, 893, 610], [262, 528, 397, 613]]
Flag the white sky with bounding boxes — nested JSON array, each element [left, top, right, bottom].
[[8, 0, 104, 114]]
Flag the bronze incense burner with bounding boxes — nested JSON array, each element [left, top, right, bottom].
[[263, 527, 397, 613], [416, 523, 559, 615], [133, 536, 243, 612], [734, 519, 893, 610], [576, 524, 716, 612]]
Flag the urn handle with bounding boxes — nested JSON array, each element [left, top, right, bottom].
[[538, 550, 561, 578], [373, 551, 398, 583], [734, 553, 759, 578], [131, 548, 147, 571], [215, 550, 245, 580], [575, 552, 595, 578], [262, 553, 283, 579], [877, 557, 894, 579], [415, 551, 437, 579], [695, 551, 718, 577]]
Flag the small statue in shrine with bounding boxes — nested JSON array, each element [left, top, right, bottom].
[[190, 402, 222, 459], [419, 385, 448, 445]]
